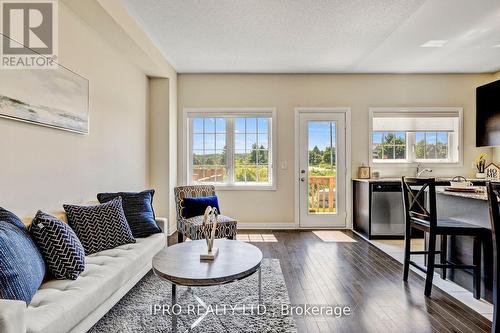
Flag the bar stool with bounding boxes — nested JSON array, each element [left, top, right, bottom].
[[487, 181, 500, 332], [401, 177, 483, 298]]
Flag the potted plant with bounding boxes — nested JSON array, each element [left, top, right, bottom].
[[475, 153, 487, 178]]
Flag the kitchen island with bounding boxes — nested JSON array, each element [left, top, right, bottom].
[[353, 178, 487, 239], [354, 177, 494, 302], [435, 187, 493, 302]]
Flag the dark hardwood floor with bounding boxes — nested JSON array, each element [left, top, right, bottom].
[[169, 230, 492, 333]]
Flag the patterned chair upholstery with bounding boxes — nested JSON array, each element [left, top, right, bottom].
[[174, 185, 237, 242]]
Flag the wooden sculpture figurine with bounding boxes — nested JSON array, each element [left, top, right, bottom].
[[200, 206, 219, 260]]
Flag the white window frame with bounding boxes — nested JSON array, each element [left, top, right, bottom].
[[183, 108, 277, 190], [369, 107, 463, 166]]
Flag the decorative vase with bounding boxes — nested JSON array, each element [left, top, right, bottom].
[[200, 206, 219, 260], [476, 172, 486, 179]]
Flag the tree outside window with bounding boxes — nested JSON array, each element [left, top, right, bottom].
[[415, 132, 448, 160], [372, 132, 406, 160]]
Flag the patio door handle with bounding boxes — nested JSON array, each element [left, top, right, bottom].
[[300, 169, 306, 182]]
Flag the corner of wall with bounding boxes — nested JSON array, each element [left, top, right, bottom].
[[490, 72, 500, 164], [493, 148, 500, 165], [63, 0, 179, 229]]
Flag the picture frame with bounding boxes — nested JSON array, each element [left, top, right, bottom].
[[0, 34, 89, 134], [358, 165, 371, 179]]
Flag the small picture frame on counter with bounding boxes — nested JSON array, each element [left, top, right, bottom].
[[357, 164, 371, 179]]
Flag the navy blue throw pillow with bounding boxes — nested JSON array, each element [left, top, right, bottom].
[[182, 196, 221, 219], [97, 190, 161, 238], [0, 208, 46, 304], [0, 207, 27, 230], [64, 197, 136, 255], [30, 211, 85, 280]]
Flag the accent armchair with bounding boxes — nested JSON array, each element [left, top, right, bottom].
[[174, 185, 237, 243]]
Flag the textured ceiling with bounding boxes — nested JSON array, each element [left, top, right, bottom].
[[122, 0, 500, 73]]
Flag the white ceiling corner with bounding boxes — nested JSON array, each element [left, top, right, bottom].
[[122, 0, 500, 73]]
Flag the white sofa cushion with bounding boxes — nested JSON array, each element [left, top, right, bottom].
[[25, 234, 165, 333], [0, 299, 25, 333]]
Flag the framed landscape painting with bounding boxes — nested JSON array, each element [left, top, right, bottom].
[[0, 65, 89, 134]]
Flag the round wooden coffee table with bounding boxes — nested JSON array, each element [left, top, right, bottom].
[[152, 239, 263, 332]]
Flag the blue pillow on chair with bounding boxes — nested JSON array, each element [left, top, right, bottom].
[[182, 196, 220, 219], [0, 207, 46, 304]]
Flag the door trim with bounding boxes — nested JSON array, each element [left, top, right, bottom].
[[294, 107, 352, 229]]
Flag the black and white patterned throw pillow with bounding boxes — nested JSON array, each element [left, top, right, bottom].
[[63, 197, 135, 255], [30, 211, 85, 280]]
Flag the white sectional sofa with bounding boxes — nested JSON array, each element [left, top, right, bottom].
[[0, 215, 168, 333]]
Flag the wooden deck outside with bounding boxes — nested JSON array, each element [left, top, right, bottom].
[[309, 176, 336, 213]]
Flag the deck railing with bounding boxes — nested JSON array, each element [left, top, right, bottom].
[[309, 176, 336, 213], [193, 169, 336, 212], [193, 167, 225, 182]]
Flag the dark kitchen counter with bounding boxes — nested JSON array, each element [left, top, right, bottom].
[[353, 178, 488, 185], [353, 178, 493, 301], [433, 188, 492, 301], [436, 187, 488, 201]]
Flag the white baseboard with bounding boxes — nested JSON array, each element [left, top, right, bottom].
[[237, 222, 297, 230], [167, 221, 295, 233], [237, 222, 354, 230], [169, 221, 353, 232]]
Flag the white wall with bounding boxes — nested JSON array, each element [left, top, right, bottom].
[[93, 0, 179, 226], [178, 73, 494, 226], [62, 0, 179, 224], [0, 3, 149, 216], [149, 78, 178, 232]]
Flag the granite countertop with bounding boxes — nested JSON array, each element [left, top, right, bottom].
[[436, 187, 488, 201], [353, 178, 488, 183], [352, 178, 489, 200], [352, 178, 401, 182]]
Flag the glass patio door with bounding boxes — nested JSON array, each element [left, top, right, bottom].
[[298, 112, 346, 228]]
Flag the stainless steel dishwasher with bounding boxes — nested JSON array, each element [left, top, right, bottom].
[[371, 183, 405, 237]]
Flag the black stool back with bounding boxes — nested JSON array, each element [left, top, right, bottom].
[[402, 177, 437, 228]]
